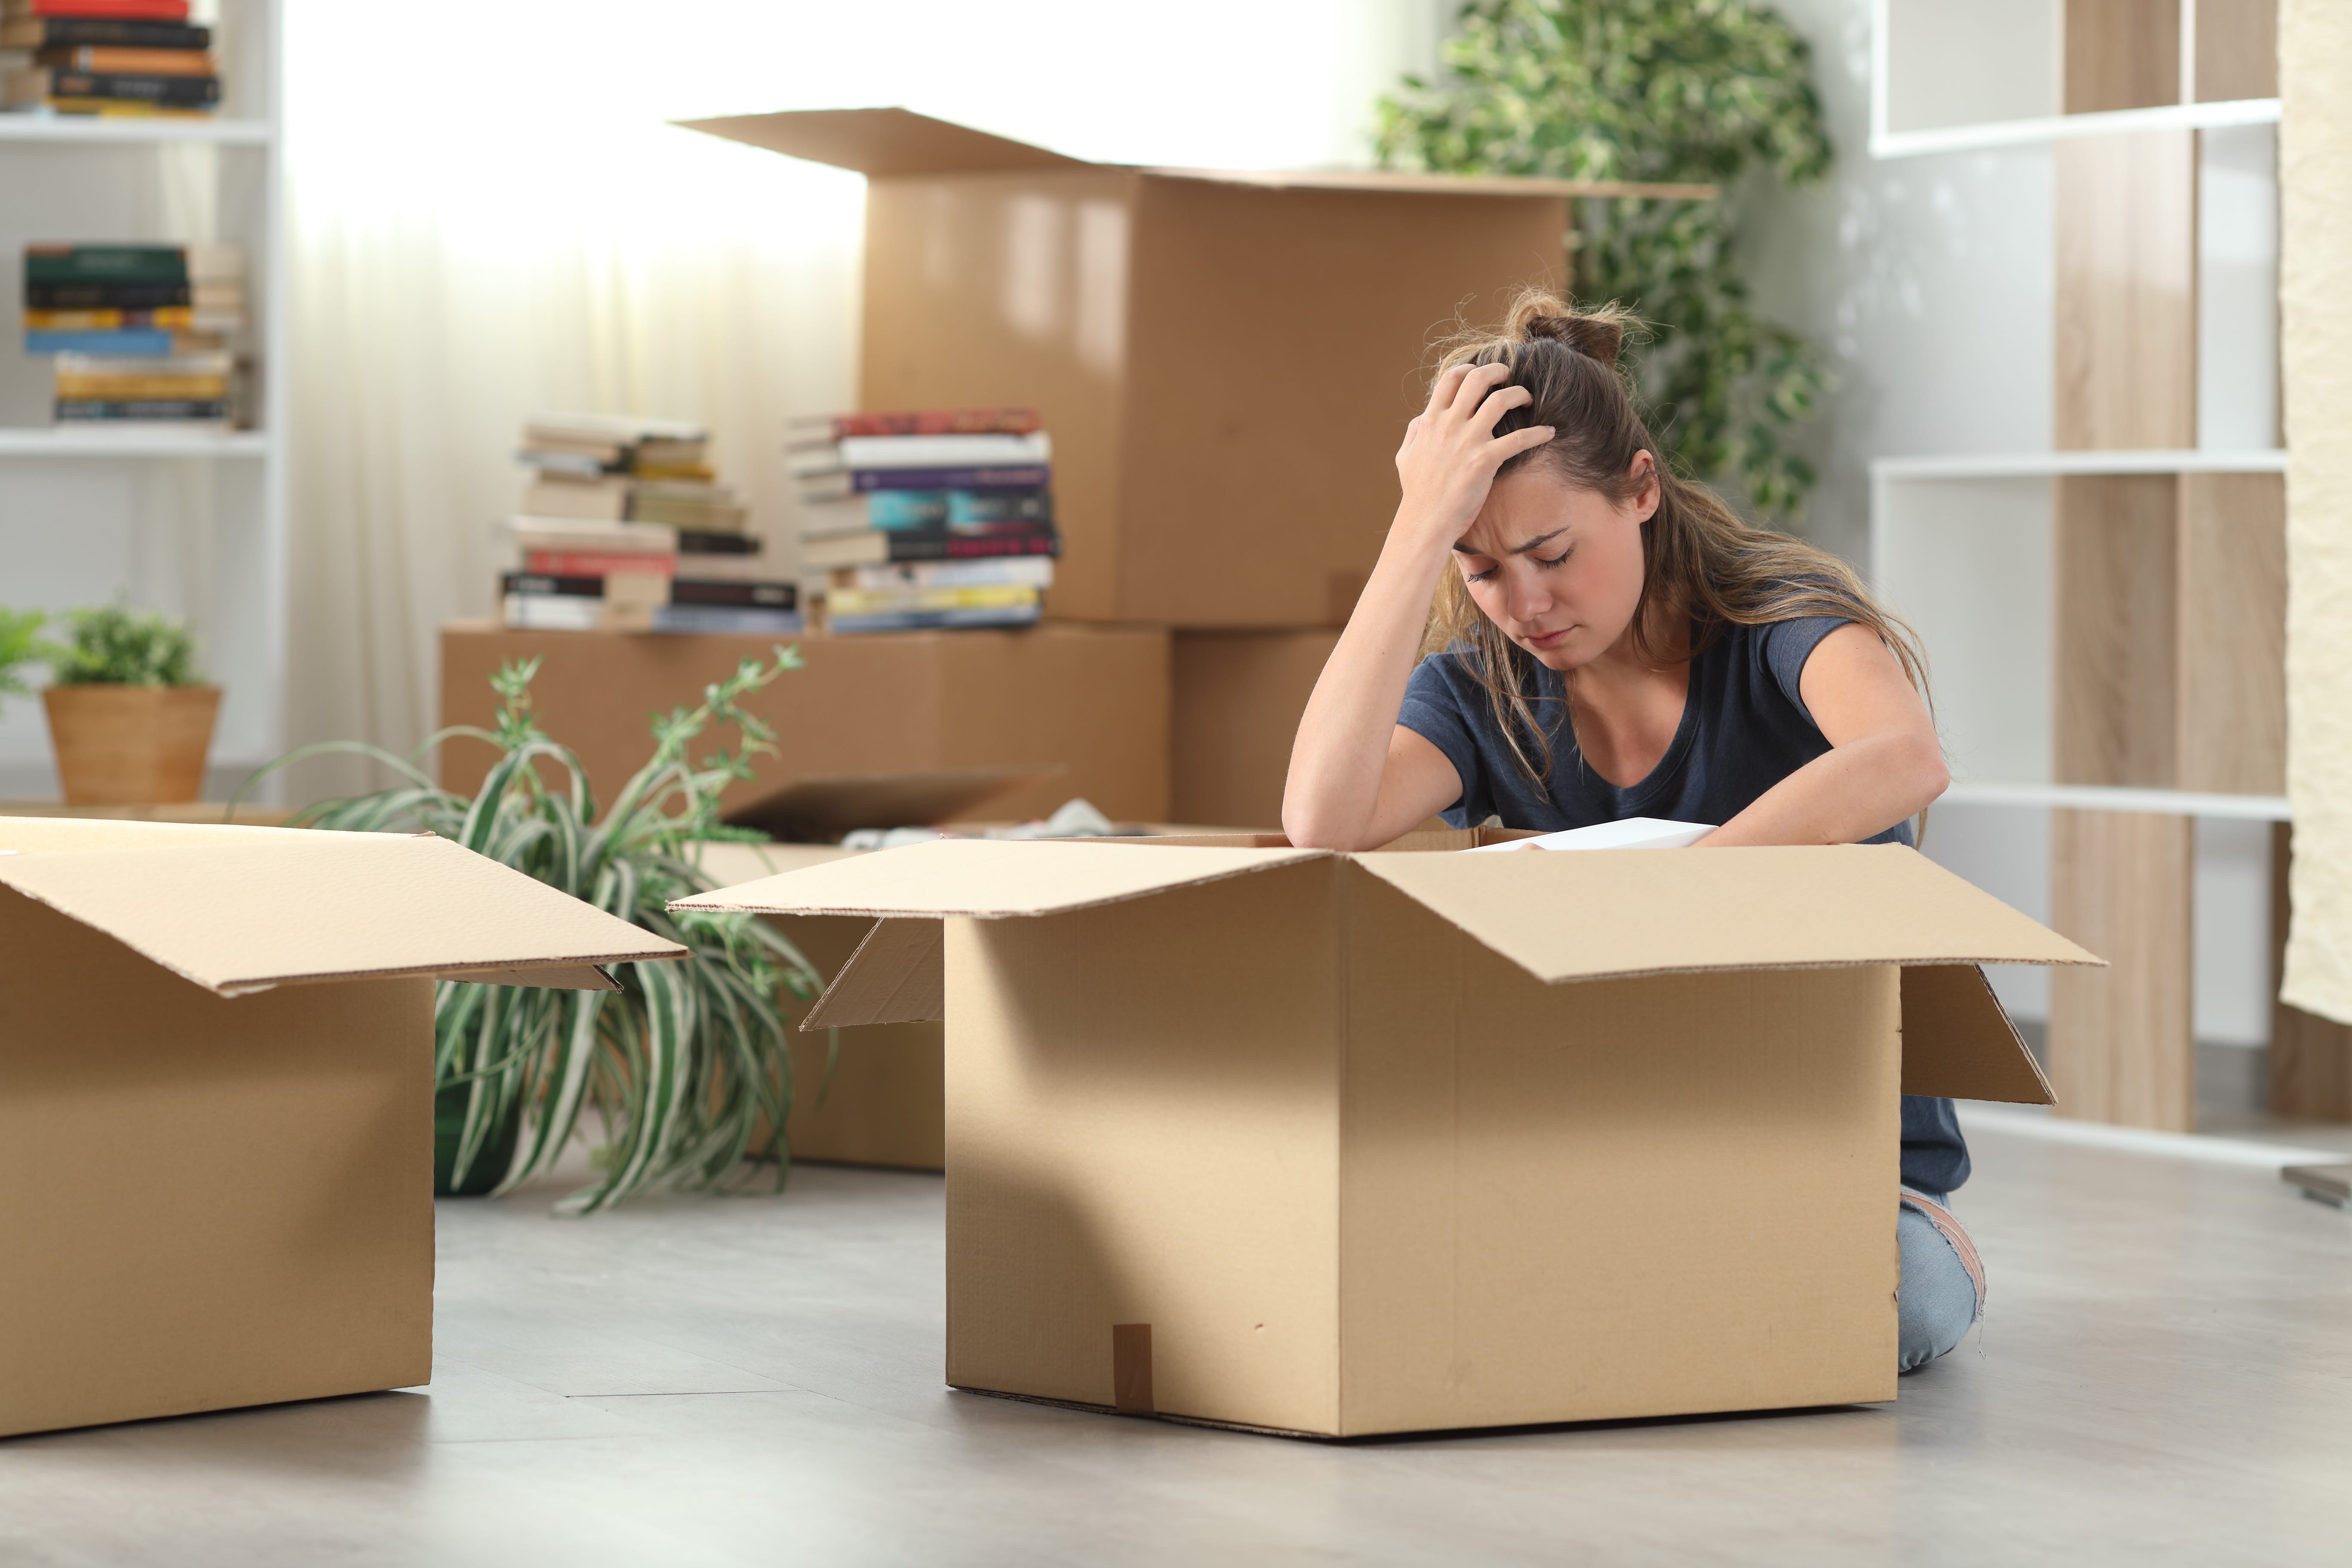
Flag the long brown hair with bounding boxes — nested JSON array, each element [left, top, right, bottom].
[[1424, 289, 1929, 786]]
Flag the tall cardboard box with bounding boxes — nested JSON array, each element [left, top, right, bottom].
[[1171, 629, 1340, 829], [676, 109, 1706, 628], [0, 817, 683, 1438], [682, 836, 2095, 1439], [439, 623, 1171, 825]]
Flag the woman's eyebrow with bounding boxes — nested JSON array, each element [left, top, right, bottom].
[[1450, 527, 1569, 557]]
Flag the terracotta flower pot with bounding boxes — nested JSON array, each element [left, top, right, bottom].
[[43, 684, 222, 805]]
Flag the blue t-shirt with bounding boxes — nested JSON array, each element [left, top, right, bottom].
[[1397, 614, 1969, 1194]]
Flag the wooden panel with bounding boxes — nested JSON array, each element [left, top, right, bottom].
[[2064, 0, 2182, 112], [2055, 131, 2197, 450], [2049, 809, 2196, 1130], [2195, 0, 2279, 101], [2055, 474, 2179, 786], [2269, 823, 2352, 1119], [2177, 472, 2287, 792]]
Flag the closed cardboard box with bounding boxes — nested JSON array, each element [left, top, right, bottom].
[[675, 110, 1701, 628], [1170, 628, 1339, 829], [439, 623, 1172, 826], [0, 818, 682, 1438], [682, 834, 2095, 1439]]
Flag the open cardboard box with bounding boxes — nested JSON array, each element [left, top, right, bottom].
[[0, 817, 684, 1439], [677, 829, 2098, 1438]]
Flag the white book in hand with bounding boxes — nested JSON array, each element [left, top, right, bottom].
[[1462, 817, 1713, 852]]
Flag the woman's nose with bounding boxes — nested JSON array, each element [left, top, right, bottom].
[[1506, 570, 1552, 625]]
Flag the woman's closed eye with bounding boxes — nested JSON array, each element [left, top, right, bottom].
[[1533, 545, 1572, 570]]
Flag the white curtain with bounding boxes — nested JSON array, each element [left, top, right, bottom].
[[278, 0, 1442, 797]]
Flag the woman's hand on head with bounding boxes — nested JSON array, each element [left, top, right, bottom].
[[1393, 362, 1556, 551]]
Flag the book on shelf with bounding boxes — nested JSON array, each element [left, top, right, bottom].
[[831, 556, 1055, 593], [850, 465, 1049, 493], [861, 487, 1053, 530], [0, 17, 207, 49], [828, 582, 1039, 617], [791, 407, 1039, 440], [508, 517, 677, 554], [521, 476, 631, 522], [4, 64, 218, 109], [32, 44, 213, 73], [801, 525, 1060, 570], [827, 600, 1043, 635], [0, 1, 192, 22], [629, 490, 747, 532], [55, 397, 223, 422], [501, 570, 799, 636], [21, 245, 245, 355]]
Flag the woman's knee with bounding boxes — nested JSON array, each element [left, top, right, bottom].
[[1897, 1195, 1983, 1372]]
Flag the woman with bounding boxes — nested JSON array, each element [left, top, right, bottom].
[[1283, 293, 1981, 1372]]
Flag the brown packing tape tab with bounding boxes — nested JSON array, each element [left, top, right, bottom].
[[1112, 1324, 1154, 1415], [801, 918, 945, 1030]]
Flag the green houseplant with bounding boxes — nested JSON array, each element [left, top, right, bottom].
[[239, 649, 825, 1214], [36, 601, 220, 805], [1376, 0, 1833, 520]]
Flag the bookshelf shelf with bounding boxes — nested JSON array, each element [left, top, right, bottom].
[[0, 116, 272, 147], [1873, 449, 2287, 483], [1871, 97, 2279, 161], [1941, 781, 2291, 823], [0, 427, 272, 459]]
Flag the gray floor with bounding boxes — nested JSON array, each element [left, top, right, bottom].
[[6, 1119, 2352, 1567]]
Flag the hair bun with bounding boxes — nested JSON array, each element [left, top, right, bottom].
[[1522, 309, 1624, 369]]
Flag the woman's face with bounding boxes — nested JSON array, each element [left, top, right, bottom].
[[1452, 456, 1658, 672]]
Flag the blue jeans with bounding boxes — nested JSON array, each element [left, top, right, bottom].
[[1898, 1189, 1983, 1372]]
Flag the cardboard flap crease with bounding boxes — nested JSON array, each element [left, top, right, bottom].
[[0, 821, 684, 995]]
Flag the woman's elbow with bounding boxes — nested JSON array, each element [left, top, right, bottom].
[[1903, 733, 1951, 812], [1282, 801, 1357, 851]]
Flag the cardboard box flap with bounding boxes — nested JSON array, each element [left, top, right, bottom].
[[673, 107, 1091, 176], [1902, 964, 2055, 1106], [801, 919, 945, 1030], [1149, 167, 1718, 200], [0, 817, 297, 853], [674, 107, 1718, 201], [0, 824, 685, 996], [1351, 845, 2100, 983], [671, 837, 1327, 919], [722, 765, 1066, 842]]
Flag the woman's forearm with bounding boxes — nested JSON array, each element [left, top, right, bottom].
[[1700, 730, 1949, 847], [1283, 517, 1455, 847]]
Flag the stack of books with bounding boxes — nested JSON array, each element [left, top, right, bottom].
[[1, 0, 219, 117], [791, 407, 1058, 634], [23, 244, 245, 425], [501, 413, 799, 635]]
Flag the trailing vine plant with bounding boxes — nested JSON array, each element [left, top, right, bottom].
[[238, 649, 823, 1214], [1376, 0, 1833, 519]]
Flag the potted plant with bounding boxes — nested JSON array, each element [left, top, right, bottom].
[[238, 648, 826, 1213], [37, 602, 220, 805]]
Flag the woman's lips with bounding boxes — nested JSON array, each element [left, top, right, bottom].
[[1522, 625, 1574, 651]]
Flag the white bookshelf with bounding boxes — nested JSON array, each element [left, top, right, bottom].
[[0, 0, 287, 797], [1871, 0, 2278, 159], [1869, 450, 2289, 821]]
